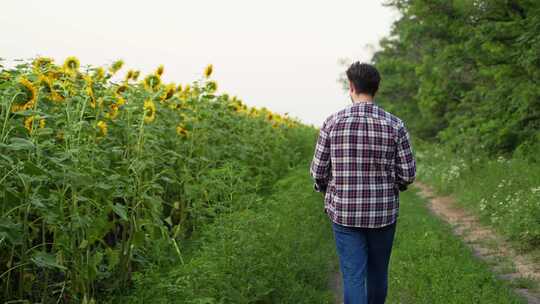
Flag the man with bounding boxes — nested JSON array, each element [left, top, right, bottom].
[[310, 62, 416, 304]]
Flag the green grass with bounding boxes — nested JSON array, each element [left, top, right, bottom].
[[118, 161, 528, 303], [116, 165, 337, 304], [387, 189, 526, 304], [415, 141, 540, 252]]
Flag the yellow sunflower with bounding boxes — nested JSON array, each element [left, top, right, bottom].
[[176, 124, 189, 137], [94, 67, 105, 80], [161, 83, 176, 101], [143, 99, 156, 123], [125, 70, 134, 82], [143, 74, 161, 92], [0, 71, 11, 81], [155, 65, 165, 77], [32, 57, 54, 74], [97, 121, 108, 136], [106, 103, 120, 120], [24, 116, 35, 133], [115, 84, 128, 96], [12, 77, 38, 112], [85, 86, 96, 108], [109, 60, 124, 74], [131, 70, 140, 81], [203, 64, 213, 78], [63, 56, 80, 75]]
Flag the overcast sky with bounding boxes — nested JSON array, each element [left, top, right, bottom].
[[1, 0, 398, 126]]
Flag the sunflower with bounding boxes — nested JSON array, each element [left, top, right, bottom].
[[97, 121, 108, 136], [63, 56, 80, 75], [249, 107, 258, 117], [24, 116, 34, 132], [0, 71, 11, 81], [155, 65, 165, 77], [143, 74, 161, 92], [143, 99, 156, 123], [176, 124, 189, 137], [38, 74, 53, 92], [32, 57, 54, 74], [115, 84, 128, 96], [85, 86, 96, 108], [125, 70, 134, 82], [106, 103, 120, 120], [131, 70, 140, 81], [109, 60, 124, 74], [161, 83, 176, 101], [203, 64, 213, 78], [12, 77, 38, 112], [117, 95, 127, 105], [94, 67, 105, 80]]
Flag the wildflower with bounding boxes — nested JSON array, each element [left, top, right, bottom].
[[155, 65, 165, 77], [82, 75, 96, 107], [106, 103, 120, 120], [125, 70, 134, 82], [203, 64, 213, 78], [116, 96, 126, 106], [12, 77, 38, 112], [63, 56, 80, 75], [0, 71, 11, 81], [143, 74, 161, 92], [97, 121, 108, 136], [143, 99, 156, 123], [24, 116, 34, 132], [32, 57, 54, 74], [115, 84, 128, 96], [109, 60, 124, 74], [94, 67, 105, 80], [39, 118, 46, 129], [176, 124, 189, 137], [131, 70, 140, 81], [161, 83, 176, 101]]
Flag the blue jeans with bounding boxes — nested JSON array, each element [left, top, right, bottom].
[[331, 221, 397, 304]]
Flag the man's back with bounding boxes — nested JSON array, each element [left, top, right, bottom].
[[310, 102, 416, 228]]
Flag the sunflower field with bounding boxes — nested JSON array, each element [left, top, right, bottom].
[[0, 57, 320, 303]]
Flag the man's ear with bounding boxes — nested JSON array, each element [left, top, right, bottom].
[[348, 81, 354, 95]]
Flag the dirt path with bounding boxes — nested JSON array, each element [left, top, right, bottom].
[[414, 181, 540, 304]]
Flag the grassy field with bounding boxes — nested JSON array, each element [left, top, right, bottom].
[[415, 141, 540, 253], [119, 166, 528, 303], [387, 189, 525, 304]]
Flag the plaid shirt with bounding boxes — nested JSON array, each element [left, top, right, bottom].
[[310, 102, 416, 228]]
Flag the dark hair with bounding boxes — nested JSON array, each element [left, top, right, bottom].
[[346, 62, 381, 97]]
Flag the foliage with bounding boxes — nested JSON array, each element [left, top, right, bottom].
[[373, 0, 540, 157], [116, 166, 336, 304], [387, 189, 526, 303], [0, 57, 310, 303], [415, 140, 540, 250]]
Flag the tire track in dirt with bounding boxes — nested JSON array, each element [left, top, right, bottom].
[[414, 181, 540, 304]]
